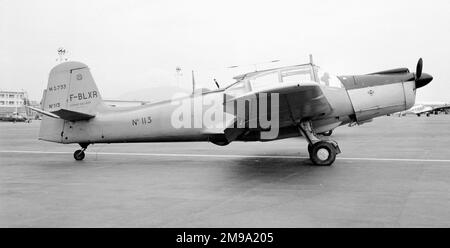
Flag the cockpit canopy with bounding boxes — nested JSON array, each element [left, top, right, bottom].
[[226, 64, 343, 96]]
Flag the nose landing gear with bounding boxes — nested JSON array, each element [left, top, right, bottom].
[[299, 121, 341, 166], [73, 143, 89, 161]]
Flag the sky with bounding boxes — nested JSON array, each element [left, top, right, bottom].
[[1, 0, 449, 102]]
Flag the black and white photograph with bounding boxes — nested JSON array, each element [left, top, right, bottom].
[[1, 0, 449, 237]]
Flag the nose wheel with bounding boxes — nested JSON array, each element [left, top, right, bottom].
[[73, 143, 89, 161], [299, 121, 341, 166]]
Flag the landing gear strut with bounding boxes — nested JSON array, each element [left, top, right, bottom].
[[73, 143, 89, 161], [298, 121, 341, 166]]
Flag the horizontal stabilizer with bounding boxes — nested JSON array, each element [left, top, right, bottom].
[[26, 106, 60, 119], [51, 109, 95, 121], [26, 106, 95, 121]]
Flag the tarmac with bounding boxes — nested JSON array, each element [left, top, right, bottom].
[[0, 115, 449, 227]]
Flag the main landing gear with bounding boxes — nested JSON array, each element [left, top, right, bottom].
[[298, 121, 341, 166], [73, 143, 89, 161]]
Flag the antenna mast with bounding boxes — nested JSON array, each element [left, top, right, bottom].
[[191, 70, 196, 94], [309, 54, 314, 65]]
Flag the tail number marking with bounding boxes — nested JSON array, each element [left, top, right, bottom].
[[48, 84, 67, 92], [48, 102, 61, 109], [131, 116, 152, 126]]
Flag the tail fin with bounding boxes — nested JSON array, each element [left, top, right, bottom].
[[39, 61, 103, 142], [42, 61, 103, 119]]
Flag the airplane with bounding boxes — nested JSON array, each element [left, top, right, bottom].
[[28, 57, 433, 166], [407, 102, 450, 117]]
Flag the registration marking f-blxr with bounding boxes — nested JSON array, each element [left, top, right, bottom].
[[69, 91, 98, 102]]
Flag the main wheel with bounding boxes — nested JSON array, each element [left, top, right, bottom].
[[307, 144, 313, 159], [309, 141, 337, 166], [73, 150, 85, 161]]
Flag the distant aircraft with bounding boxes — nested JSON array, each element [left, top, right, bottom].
[[0, 112, 30, 123], [28, 57, 432, 166], [406, 102, 450, 117]]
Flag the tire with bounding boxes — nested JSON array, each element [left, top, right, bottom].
[[73, 150, 85, 161], [307, 144, 313, 159], [309, 141, 336, 166]]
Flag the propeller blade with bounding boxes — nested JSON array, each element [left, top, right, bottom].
[[416, 58, 423, 80], [414, 58, 433, 88]]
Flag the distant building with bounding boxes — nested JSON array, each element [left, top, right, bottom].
[[0, 90, 41, 119], [0, 90, 28, 117]]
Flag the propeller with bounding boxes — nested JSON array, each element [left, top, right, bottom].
[[414, 58, 433, 89], [415, 58, 423, 80]]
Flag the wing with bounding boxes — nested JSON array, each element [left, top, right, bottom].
[[224, 82, 333, 128]]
